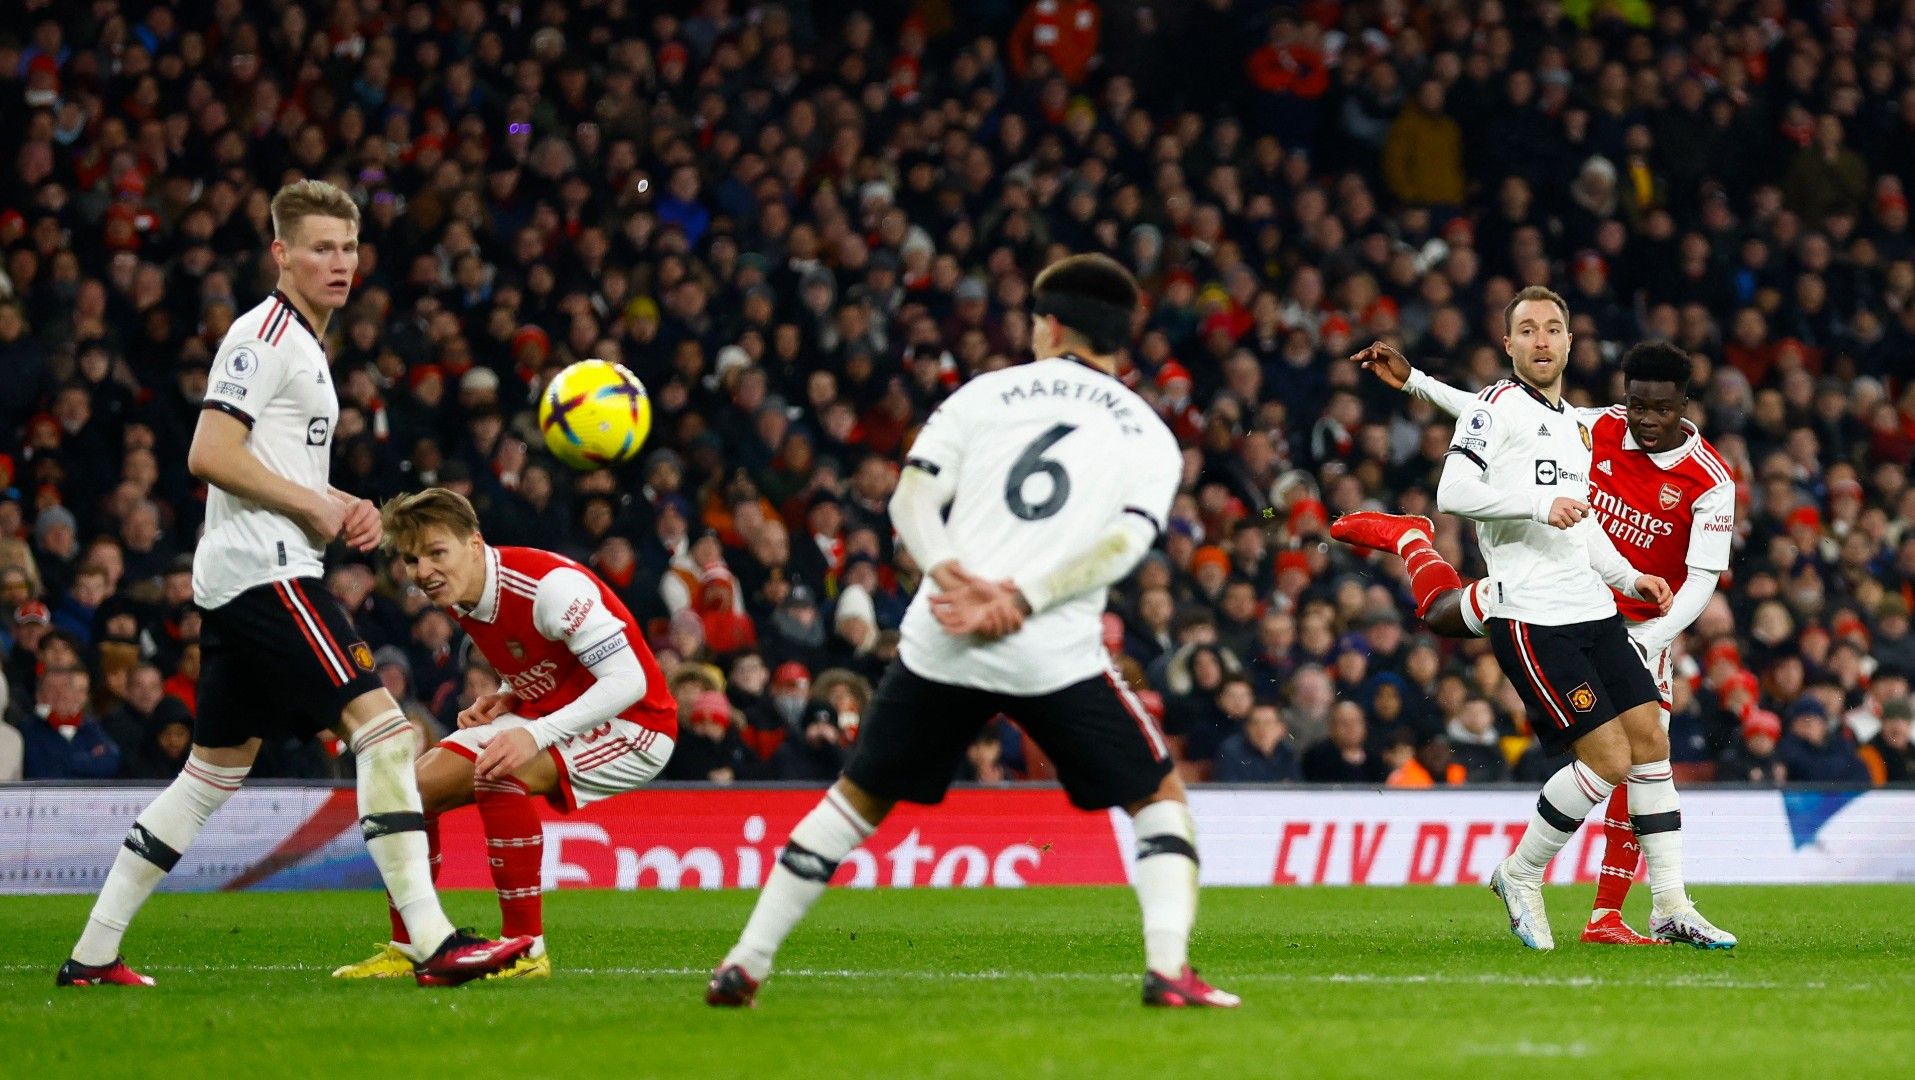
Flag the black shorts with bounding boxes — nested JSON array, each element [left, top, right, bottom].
[[843, 661, 1174, 811], [195, 577, 383, 748], [1487, 614, 1660, 756]]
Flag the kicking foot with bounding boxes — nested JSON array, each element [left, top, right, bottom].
[[1330, 512, 1434, 555], [1142, 966, 1241, 1008], [1580, 911, 1668, 946], [1650, 904, 1737, 950], [1489, 859, 1554, 951], [413, 930, 535, 987], [56, 956, 154, 987], [706, 963, 761, 1007], [332, 942, 416, 978]]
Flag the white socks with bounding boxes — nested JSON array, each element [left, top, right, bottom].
[[1132, 800, 1200, 976], [725, 787, 874, 981], [352, 711, 454, 959], [72, 756, 249, 965], [1508, 761, 1615, 882], [1459, 580, 1491, 637], [1627, 760, 1688, 911]]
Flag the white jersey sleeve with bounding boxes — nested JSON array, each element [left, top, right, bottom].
[[523, 567, 646, 750], [1685, 480, 1736, 573], [204, 337, 293, 426], [1404, 367, 1478, 418], [1439, 399, 1550, 522]]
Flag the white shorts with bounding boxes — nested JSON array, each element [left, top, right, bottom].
[[440, 714, 675, 812], [1624, 623, 1673, 728]]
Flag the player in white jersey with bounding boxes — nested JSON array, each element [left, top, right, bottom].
[[1414, 286, 1691, 951], [709, 255, 1237, 1009], [58, 181, 530, 988]]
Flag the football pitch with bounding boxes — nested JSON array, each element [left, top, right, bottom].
[[3, 885, 1911, 1079]]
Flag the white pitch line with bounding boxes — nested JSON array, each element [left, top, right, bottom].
[[0, 963, 1882, 993]]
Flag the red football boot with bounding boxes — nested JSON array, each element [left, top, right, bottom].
[[1330, 512, 1434, 555], [413, 930, 536, 986], [56, 957, 155, 987], [1580, 911, 1669, 946], [1142, 966, 1241, 1008]]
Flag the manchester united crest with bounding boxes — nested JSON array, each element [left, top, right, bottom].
[[1567, 682, 1597, 713], [350, 643, 375, 671], [1578, 423, 1592, 450], [1659, 483, 1682, 510]]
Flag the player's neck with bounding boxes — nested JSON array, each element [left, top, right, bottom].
[[1513, 371, 1563, 406], [1055, 349, 1118, 375], [275, 279, 334, 338]]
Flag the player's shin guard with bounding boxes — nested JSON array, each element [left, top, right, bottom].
[[476, 777, 545, 941], [72, 756, 250, 966], [352, 711, 455, 958], [1508, 761, 1614, 882], [1131, 800, 1199, 976], [1591, 786, 1639, 916], [724, 786, 875, 981], [1626, 760, 1687, 910], [387, 814, 442, 947]]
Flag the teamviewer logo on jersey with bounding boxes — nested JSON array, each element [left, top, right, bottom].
[[1534, 459, 1558, 485], [306, 417, 331, 445]]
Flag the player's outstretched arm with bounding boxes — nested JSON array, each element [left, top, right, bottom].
[[1355, 342, 1476, 417], [189, 409, 343, 543]]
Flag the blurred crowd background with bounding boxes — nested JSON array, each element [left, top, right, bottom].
[[1, 0, 1911, 790]]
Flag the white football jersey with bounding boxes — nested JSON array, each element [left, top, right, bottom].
[[898, 355, 1181, 694], [1442, 379, 1618, 625], [193, 291, 340, 609]]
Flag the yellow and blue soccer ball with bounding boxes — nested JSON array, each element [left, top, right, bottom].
[[538, 359, 652, 470]]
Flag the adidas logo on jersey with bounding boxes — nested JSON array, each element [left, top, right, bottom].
[[1598, 460, 1613, 474], [1537, 424, 1551, 436]]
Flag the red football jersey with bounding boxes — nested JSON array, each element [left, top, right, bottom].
[[450, 545, 677, 740], [1585, 409, 1736, 623]]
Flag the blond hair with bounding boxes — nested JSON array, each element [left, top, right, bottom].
[[381, 488, 482, 555], [270, 179, 360, 245]]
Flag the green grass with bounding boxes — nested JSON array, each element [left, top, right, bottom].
[[3, 886, 1911, 1079]]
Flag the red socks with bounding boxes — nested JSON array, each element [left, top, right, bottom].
[[1400, 533, 1464, 618], [476, 777, 545, 939], [1592, 785, 1640, 915], [388, 814, 442, 946]]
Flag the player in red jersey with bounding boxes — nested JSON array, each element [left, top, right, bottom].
[[1336, 341, 1737, 949], [333, 488, 679, 980]]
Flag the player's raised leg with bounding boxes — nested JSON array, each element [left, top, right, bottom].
[[709, 778, 885, 1006], [1331, 512, 1489, 639], [60, 742, 257, 985]]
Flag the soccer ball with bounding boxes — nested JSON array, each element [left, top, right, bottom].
[[538, 359, 652, 470]]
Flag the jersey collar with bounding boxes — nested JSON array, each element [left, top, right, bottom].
[[1512, 378, 1567, 413], [1621, 419, 1701, 469], [453, 544, 502, 623], [271, 289, 326, 354]]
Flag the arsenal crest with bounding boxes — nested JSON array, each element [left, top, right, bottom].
[[507, 640, 525, 659], [1578, 423, 1592, 450], [1659, 483, 1682, 511], [1567, 683, 1597, 713]]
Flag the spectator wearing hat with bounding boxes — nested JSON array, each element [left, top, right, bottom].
[[1723, 709, 1788, 786], [22, 666, 119, 780], [1777, 698, 1870, 783], [32, 506, 80, 604], [771, 699, 847, 783], [762, 582, 829, 673], [1860, 700, 1915, 786], [6, 601, 55, 706], [663, 690, 750, 784]]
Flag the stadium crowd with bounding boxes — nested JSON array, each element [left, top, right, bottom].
[[1, 0, 1912, 791]]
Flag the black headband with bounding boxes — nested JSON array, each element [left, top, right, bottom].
[[1033, 292, 1134, 350]]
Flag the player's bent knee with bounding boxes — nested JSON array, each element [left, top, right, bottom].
[[191, 739, 262, 770], [339, 687, 406, 730], [832, 777, 895, 826]]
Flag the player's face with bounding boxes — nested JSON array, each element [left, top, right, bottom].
[[1624, 378, 1687, 453], [274, 214, 360, 312], [402, 525, 486, 607], [1503, 299, 1570, 391]]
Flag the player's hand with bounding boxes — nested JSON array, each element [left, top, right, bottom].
[[458, 691, 518, 729], [1353, 342, 1413, 391], [302, 492, 347, 546], [337, 495, 382, 551], [930, 574, 1025, 639], [1635, 575, 1674, 615], [1544, 498, 1588, 529], [475, 726, 539, 781]]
